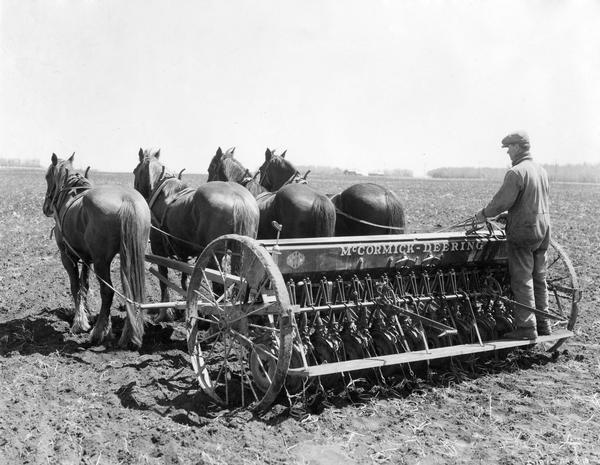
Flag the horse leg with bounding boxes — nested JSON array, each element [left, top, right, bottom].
[[158, 264, 170, 301], [174, 271, 189, 320], [155, 264, 175, 322], [90, 260, 115, 345], [181, 272, 188, 292], [59, 248, 86, 330], [72, 261, 92, 333]]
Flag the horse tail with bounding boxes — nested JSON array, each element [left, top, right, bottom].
[[232, 191, 260, 238], [118, 198, 150, 348], [312, 193, 336, 237], [384, 189, 406, 234]]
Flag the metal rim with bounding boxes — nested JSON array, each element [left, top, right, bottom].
[[546, 238, 580, 351]]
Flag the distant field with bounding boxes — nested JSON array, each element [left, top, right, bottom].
[[1, 168, 599, 464]]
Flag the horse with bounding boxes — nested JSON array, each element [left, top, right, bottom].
[[258, 148, 406, 236], [207, 147, 336, 239], [43, 153, 150, 349], [134, 148, 260, 318], [330, 183, 406, 236]]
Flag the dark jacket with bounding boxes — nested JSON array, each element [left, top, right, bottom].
[[482, 154, 550, 247]]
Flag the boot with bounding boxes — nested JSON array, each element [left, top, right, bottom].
[[502, 327, 538, 340], [537, 319, 552, 336]]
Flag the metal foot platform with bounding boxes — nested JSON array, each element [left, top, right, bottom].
[[288, 329, 574, 378]]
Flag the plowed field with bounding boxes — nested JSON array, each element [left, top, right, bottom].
[[1, 169, 599, 464]]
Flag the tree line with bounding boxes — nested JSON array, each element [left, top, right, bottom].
[[427, 163, 600, 183], [0, 158, 41, 168]]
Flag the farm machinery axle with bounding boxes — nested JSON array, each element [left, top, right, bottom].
[[149, 228, 579, 411]]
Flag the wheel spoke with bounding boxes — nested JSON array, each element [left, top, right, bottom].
[[189, 314, 220, 326], [212, 251, 230, 296], [197, 271, 220, 302], [248, 322, 280, 333], [255, 355, 272, 385], [197, 328, 221, 346], [214, 334, 234, 405], [230, 329, 279, 362], [239, 349, 260, 403], [217, 284, 237, 304], [227, 301, 278, 325], [236, 249, 259, 302], [236, 342, 245, 406]]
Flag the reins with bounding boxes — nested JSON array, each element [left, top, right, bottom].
[[436, 215, 506, 236]]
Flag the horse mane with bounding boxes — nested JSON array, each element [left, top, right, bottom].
[[222, 156, 250, 183], [65, 172, 92, 189], [207, 150, 266, 196], [161, 176, 191, 199], [269, 154, 297, 173], [53, 172, 91, 211], [138, 153, 188, 199], [222, 157, 267, 196]]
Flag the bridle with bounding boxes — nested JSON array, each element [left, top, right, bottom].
[[147, 166, 176, 212], [49, 172, 92, 233], [46, 166, 89, 215], [259, 156, 305, 190]]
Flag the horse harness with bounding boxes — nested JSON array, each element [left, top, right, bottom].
[[51, 174, 92, 245], [147, 175, 203, 257]]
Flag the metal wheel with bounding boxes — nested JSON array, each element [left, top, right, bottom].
[[545, 238, 581, 351], [186, 234, 293, 411]]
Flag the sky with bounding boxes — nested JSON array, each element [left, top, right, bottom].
[[1, 0, 600, 176]]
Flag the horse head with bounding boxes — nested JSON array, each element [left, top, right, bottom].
[[208, 147, 232, 182], [259, 148, 302, 191], [208, 147, 249, 183], [43, 152, 75, 217], [133, 148, 167, 201]]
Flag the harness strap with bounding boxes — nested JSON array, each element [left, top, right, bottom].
[[240, 175, 254, 187], [150, 224, 205, 255], [335, 208, 405, 232], [57, 190, 89, 233], [148, 180, 201, 257], [256, 191, 276, 202], [281, 171, 306, 187], [148, 176, 176, 212]]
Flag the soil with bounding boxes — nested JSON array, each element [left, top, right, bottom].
[[1, 169, 599, 465]]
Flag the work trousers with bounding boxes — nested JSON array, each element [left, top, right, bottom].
[[506, 229, 550, 329]]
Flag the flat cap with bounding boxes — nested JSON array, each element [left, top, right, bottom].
[[501, 131, 529, 147]]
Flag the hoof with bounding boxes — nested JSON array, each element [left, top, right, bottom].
[[71, 313, 91, 333], [117, 337, 142, 351], [90, 322, 114, 345]]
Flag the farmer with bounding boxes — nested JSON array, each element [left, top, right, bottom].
[[474, 131, 551, 339]]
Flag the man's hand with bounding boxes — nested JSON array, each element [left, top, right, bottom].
[[474, 209, 487, 223]]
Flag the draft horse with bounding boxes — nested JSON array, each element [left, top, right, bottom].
[[43, 153, 150, 348], [208, 147, 336, 239], [259, 149, 406, 236], [134, 148, 260, 318]]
